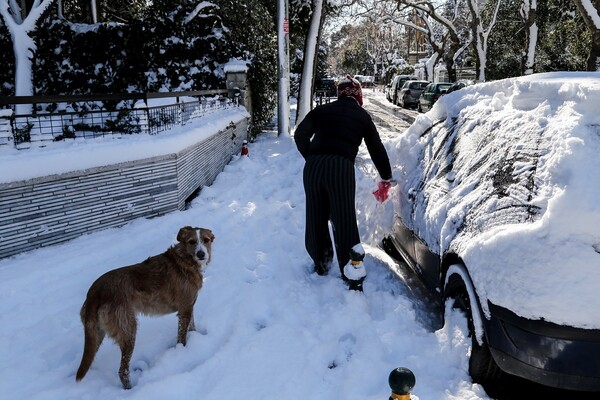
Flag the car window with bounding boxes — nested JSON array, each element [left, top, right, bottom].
[[411, 82, 428, 90], [398, 77, 419, 89]]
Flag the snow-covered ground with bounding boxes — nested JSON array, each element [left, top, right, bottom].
[[1, 72, 599, 399], [0, 91, 485, 400]]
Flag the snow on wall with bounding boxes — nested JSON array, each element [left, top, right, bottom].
[[0, 117, 248, 258]]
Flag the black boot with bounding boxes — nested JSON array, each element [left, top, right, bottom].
[[314, 262, 329, 276], [342, 275, 365, 292], [347, 277, 364, 291], [314, 249, 334, 276]]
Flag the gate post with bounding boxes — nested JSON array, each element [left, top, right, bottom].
[[225, 60, 251, 116]]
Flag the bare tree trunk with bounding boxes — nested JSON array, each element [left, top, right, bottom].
[[0, 0, 57, 114], [466, 0, 502, 82], [521, 0, 538, 75], [296, 0, 324, 126], [444, 39, 460, 82], [572, 0, 600, 71], [396, 1, 463, 83], [90, 0, 97, 23], [19, 0, 28, 19]]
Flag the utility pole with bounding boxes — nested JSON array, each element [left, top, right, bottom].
[[277, 0, 291, 137]]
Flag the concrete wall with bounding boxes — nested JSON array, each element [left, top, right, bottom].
[[0, 117, 248, 259]]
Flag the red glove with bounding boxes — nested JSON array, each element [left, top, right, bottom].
[[373, 180, 393, 203]]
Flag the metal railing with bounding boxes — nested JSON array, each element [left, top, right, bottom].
[[314, 89, 335, 106], [0, 89, 240, 149]]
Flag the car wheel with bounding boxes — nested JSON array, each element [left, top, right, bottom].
[[444, 270, 505, 396]]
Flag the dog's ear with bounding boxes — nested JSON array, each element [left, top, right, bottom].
[[199, 228, 215, 242], [177, 226, 193, 242]]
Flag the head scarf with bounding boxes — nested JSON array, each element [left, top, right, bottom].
[[337, 75, 363, 106]]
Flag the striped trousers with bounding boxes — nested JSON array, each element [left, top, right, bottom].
[[303, 154, 360, 277]]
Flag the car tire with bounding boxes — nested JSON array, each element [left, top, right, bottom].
[[444, 271, 505, 396]]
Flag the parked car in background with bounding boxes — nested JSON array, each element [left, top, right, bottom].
[[418, 82, 453, 112], [315, 77, 337, 98], [444, 79, 474, 95], [383, 72, 600, 397], [354, 75, 375, 88], [396, 80, 429, 108], [386, 74, 417, 104]]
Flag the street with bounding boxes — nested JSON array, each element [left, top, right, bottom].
[[362, 86, 418, 135]]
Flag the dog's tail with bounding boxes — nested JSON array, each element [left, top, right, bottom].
[[76, 298, 102, 382]]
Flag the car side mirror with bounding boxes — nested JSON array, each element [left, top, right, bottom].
[[441, 89, 448, 94]]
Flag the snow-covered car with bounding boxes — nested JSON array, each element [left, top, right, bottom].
[[383, 72, 600, 395]]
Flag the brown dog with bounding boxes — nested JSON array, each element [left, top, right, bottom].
[[75, 226, 215, 389]]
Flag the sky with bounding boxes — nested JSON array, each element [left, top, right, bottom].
[[0, 72, 599, 400]]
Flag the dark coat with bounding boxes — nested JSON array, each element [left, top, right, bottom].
[[294, 97, 392, 180]]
